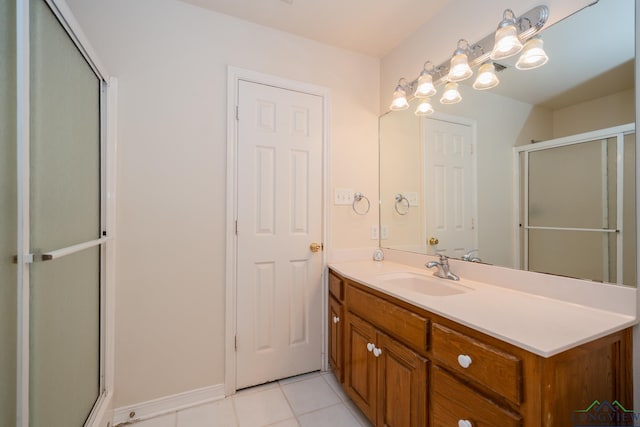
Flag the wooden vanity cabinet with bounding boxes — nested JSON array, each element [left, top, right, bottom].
[[328, 268, 633, 427], [345, 312, 428, 427]]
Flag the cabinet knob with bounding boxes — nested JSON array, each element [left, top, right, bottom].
[[373, 347, 382, 357], [457, 354, 472, 368], [332, 316, 340, 324], [458, 420, 473, 427], [367, 342, 375, 352]]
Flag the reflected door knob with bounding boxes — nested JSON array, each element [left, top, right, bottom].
[[428, 237, 439, 245], [310, 242, 323, 253]]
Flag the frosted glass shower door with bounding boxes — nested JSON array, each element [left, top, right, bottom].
[[516, 124, 636, 286], [28, 0, 104, 425], [1, 0, 18, 425]]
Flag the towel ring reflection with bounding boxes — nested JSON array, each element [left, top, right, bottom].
[[395, 193, 410, 215], [353, 192, 370, 215]]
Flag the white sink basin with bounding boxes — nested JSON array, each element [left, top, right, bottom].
[[377, 272, 472, 296]]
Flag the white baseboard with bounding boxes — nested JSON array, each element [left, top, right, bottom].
[[112, 384, 225, 425]]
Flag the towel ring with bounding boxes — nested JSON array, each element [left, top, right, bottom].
[[352, 192, 370, 215], [394, 193, 410, 215]]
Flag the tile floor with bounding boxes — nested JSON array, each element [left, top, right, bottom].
[[128, 371, 373, 427]]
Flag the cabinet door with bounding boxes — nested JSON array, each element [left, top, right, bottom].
[[345, 313, 377, 423], [328, 295, 344, 383], [376, 332, 428, 427]]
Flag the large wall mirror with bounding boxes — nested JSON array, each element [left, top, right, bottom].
[[379, 0, 637, 286]]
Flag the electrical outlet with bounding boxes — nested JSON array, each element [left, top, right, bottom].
[[334, 188, 354, 205], [371, 224, 379, 240], [381, 225, 388, 240]]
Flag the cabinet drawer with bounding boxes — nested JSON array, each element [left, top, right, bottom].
[[347, 284, 429, 352], [432, 323, 522, 404], [329, 271, 344, 300], [432, 367, 522, 427]]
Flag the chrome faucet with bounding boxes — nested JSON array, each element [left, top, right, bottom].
[[426, 254, 460, 281], [462, 249, 482, 263]]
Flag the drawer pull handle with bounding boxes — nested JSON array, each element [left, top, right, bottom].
[[457, 354, 472, 368], [367, 342, 375, 352], [373, 347, 382, 357], [332, 316, 340, 324], [458, 420, 473, 427]]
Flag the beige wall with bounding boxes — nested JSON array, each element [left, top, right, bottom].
[[553, 88, 635, 137], [379, 109, 424, 251], [66, 0, 379, 407]]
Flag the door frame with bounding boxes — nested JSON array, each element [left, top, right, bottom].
[[15, 1, 116, 426], [225, 67, 330, 395]]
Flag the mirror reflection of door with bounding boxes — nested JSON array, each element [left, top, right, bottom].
[[422, 117, 477, 258]]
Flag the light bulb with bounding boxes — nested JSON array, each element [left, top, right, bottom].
[[415, 99, 434, 116], [447, 40, 473, 82], [390, 88, 409, 111], [490, 10, 523, 60], [516, 37, 549, 70], [440, 82, 461, 104], [473, 63, 499, 90], [414, 73, 436, 98]]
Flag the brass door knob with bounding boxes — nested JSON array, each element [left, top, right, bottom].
[[428, 237, 439, 245], [310, 243, 323, 253]]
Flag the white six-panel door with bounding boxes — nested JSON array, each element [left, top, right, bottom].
[[422, 118, 475, 258], [236, 80, 323, 389]]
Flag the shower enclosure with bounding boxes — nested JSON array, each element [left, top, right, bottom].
[[1, 0, 115, 426], [514, 124, 636, 286]]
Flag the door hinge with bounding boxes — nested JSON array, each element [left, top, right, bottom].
[[235, 335, 238, 351], [235, 105, 239, 121], [235, 220, 238, 235]]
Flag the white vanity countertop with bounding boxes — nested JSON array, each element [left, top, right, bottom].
[[328, 260, 638, 357]]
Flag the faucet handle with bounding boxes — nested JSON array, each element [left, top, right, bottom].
[[438, 254, 449, 262]]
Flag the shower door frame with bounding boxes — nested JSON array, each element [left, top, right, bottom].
[[15, 0, 116, 426], [512, 123, 635, 284]]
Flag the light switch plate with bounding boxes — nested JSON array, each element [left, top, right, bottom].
[[334, 188, 354, 205], [405, 192, 419, 207]]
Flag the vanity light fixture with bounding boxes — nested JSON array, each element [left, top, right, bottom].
[[447, 39, 473, 82], [490, 9, 523, 60], [414, 98, 434, 116], [414, 61, 437, 98], [516, 36, 549, 70], [440, 82, 462, 104], [390, 78, 410, 111], [389, 5, 548, 114], [472, 63, 500, 90]]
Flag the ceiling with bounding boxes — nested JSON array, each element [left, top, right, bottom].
[[177, 0, 452, 57]]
